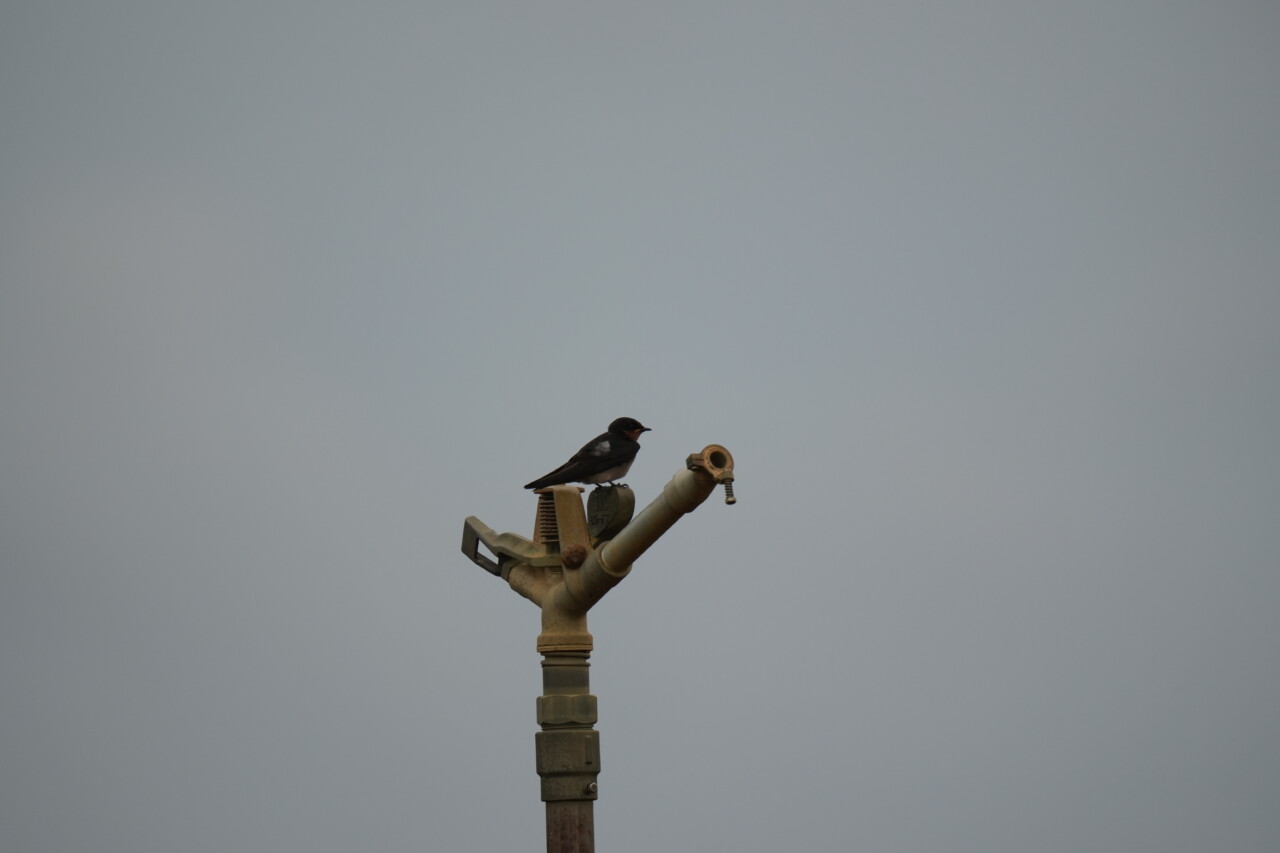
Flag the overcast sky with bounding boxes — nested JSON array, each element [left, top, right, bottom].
[[2, 3, 1278, 852]]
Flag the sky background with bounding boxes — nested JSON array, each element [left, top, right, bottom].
[[2, 2, 1278, 852]]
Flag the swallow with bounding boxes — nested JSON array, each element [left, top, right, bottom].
[[524, 417, 652, 490]]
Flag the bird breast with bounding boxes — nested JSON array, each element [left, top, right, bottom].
[[580, 460, 633, 484]]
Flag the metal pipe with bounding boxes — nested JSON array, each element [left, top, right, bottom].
[[549, 445, 733, 618], [545, 800, 594, 853]]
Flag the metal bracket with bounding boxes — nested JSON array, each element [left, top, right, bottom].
[[461, 516, 560, 576]]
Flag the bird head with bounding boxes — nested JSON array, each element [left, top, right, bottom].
[[609, 417, 651, 441]]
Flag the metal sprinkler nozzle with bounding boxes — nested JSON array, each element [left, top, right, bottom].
[[686, 444, 737, 505]]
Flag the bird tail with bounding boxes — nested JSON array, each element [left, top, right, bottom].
[[523, 474, 557, 490]]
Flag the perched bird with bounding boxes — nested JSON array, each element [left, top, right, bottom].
[[524, 417, 651, 489]]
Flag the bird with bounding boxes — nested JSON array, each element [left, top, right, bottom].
[[524, 417, 651, 490]]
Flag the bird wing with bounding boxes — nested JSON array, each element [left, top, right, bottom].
[[524, 432, 617, 488]]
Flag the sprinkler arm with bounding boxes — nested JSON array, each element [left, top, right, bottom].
[[539, 444, 733, 651], [551, 444, 735, 615]]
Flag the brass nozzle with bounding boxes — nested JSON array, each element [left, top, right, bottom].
[[686, 444, 736, 504]]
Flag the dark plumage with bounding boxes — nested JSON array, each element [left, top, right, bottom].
[[524, 417, 651, 489]]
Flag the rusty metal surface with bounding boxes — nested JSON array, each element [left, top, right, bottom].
[[545, 801, 595, 853]]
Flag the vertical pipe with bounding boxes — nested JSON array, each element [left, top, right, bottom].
[[537, 651, 599, 853], [546, 800, 594, 853]]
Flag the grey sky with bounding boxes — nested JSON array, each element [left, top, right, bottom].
[[2, 2, 1278, 852]]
